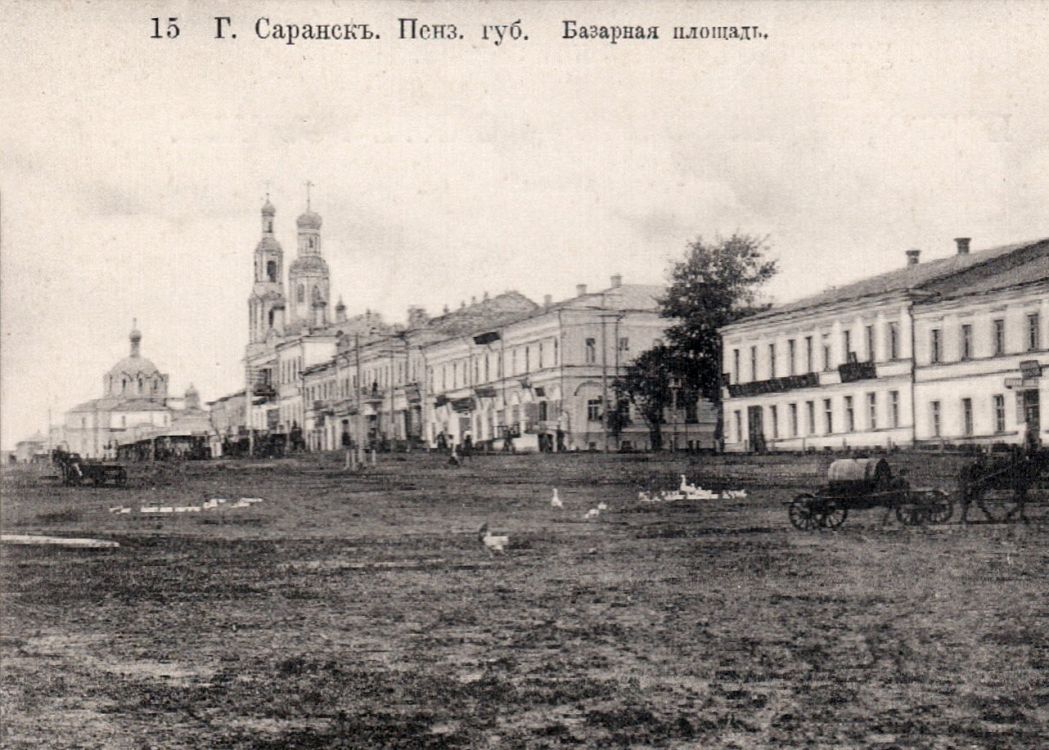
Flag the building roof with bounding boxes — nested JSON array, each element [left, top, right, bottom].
[[739, 239, 1045, 324], [406, 291, 539, 343], [110, 398, 170, 412], [918, 239, 1049, 302]]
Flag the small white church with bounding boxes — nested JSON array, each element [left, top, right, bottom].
[[62, 322, 208, 458]]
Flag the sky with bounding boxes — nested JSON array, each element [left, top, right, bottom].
[[2, 1, 1048, 448]]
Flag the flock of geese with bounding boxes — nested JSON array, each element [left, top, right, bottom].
[[478, 475, 747, 555]]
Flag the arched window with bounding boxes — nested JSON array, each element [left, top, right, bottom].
[[297, 284, 305, 303], [266, 220, 273, 233], [268, 309, 276, 327], [266, 261, 277, 282]]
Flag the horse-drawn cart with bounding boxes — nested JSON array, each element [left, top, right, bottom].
[[51, 448, 127, 487], [788, 457, 952, 530], [958, 447, 1048, 524]]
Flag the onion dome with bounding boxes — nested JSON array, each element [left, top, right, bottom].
[[296, 209, 322, 230], [261, 198, 276, 217]]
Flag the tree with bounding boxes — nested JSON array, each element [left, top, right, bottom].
[[613, 345, 676, 450], [661, 233, 777, 401], [617, 234, 776, 451]]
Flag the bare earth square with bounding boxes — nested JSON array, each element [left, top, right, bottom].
[[2, 452, 1047, 749]]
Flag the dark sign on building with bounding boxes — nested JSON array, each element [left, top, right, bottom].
[[838, 361, 877, 383]]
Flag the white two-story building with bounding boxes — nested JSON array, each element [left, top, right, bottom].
[[720, 237, 1048, 452]]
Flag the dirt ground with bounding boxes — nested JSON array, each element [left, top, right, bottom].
[[1, 451, 1047, 749]]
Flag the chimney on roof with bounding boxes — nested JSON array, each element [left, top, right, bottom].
[[610, 274, 622, 289], [905, 249, 921, 266], [543, 294, 552, 308], [443, 304, 450, 314], [954, 237, 971, 256], [576, 284, 587, 297]]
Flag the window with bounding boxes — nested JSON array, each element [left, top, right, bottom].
[[788, 339, 796, 376], [733, 349, 740, 384], [585, 338, 596, 364], [888, 322, 899, 360], [789, 403, 798, 437], [867, 393, 877, 430], [734, 410, 743, 443], [993, 319, 1005, 356], [931, 401, 941, 437], [553, 339, 558, 365], [823, 399, 833, 435], [843, 330, 852, 362], [768, 343, 777, 378], [484, 355, 490, 382], [994, 394, 1006, 433], [806, 401, 816, 435], [890, 391, 900, 428], [587, 398, 602, 422], [822, 339, 832, 371], [524, 347, 530, 373], [297, 284, 305, 303], [930, 329, 942, 363], [538, 401, 548, 421], [538, 343, 544, 369], [618, 337, 629, 352], [844, 396, 855, 432], [961, 324, 973, 360], [685, 401, 698, 424], [266, 260, 277, 282], [750, 346, 758, 381], [866, 325, 876, 362], [1027, 313, 1041, 351], [770, 405, 779, 439], [962, 398, 973, 436], [805, 336, 814, 373]]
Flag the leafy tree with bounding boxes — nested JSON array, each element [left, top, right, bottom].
[[613, 346, 676, 450], [605, 387, 632, 441], [616, 234, 776, 450], [661, 233, 777, 401]]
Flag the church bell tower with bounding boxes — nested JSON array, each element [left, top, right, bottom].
[[248, 197, 287, 343]]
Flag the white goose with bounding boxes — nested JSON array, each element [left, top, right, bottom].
[[478, 523, 509, 555], [551, 488, 563, 508]]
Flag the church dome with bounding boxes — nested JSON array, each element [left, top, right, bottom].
[[107, 355, 160, 379], [107, 322, 162, 381], [289, 254, 329, 275], [261, 198, 276, 217], [255, 235, 282, 253], [296, 209, 322, 230]]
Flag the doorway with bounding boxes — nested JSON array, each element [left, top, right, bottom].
[[747, 405, 766, 453], [1023, 390, 1041, 446]]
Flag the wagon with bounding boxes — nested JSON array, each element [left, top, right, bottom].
[[51, 449, 127, 488], [788, 457, 952, 530]]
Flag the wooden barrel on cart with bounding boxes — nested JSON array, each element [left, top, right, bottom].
[[827, 458, 891, 494]]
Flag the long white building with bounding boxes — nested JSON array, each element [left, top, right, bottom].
[[719, 238, 1048, 452]]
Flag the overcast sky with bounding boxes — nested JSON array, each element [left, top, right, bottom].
[[2, 1, 1048, 448]]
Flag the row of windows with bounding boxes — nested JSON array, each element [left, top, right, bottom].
[[928, 395, 1008, 437], [583, 336, 637, 364], [927, 313, 1041, 365], [428, 339, 560, 392], [280, 356, 303, 385], [734, 390, 903, 441], [731, 323, 902, 384]]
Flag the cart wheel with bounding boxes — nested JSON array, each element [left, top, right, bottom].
[[820, 503, 848, 529], [789, 494, 823, 531], [920, 489, 953, 524], [895, 503, 926, 526]]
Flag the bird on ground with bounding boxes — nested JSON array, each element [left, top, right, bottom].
[[551, 488, 563, 508], [478, 523, 509, 555], [597, 502, 608, 511], [584, 508, 600, 520]]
